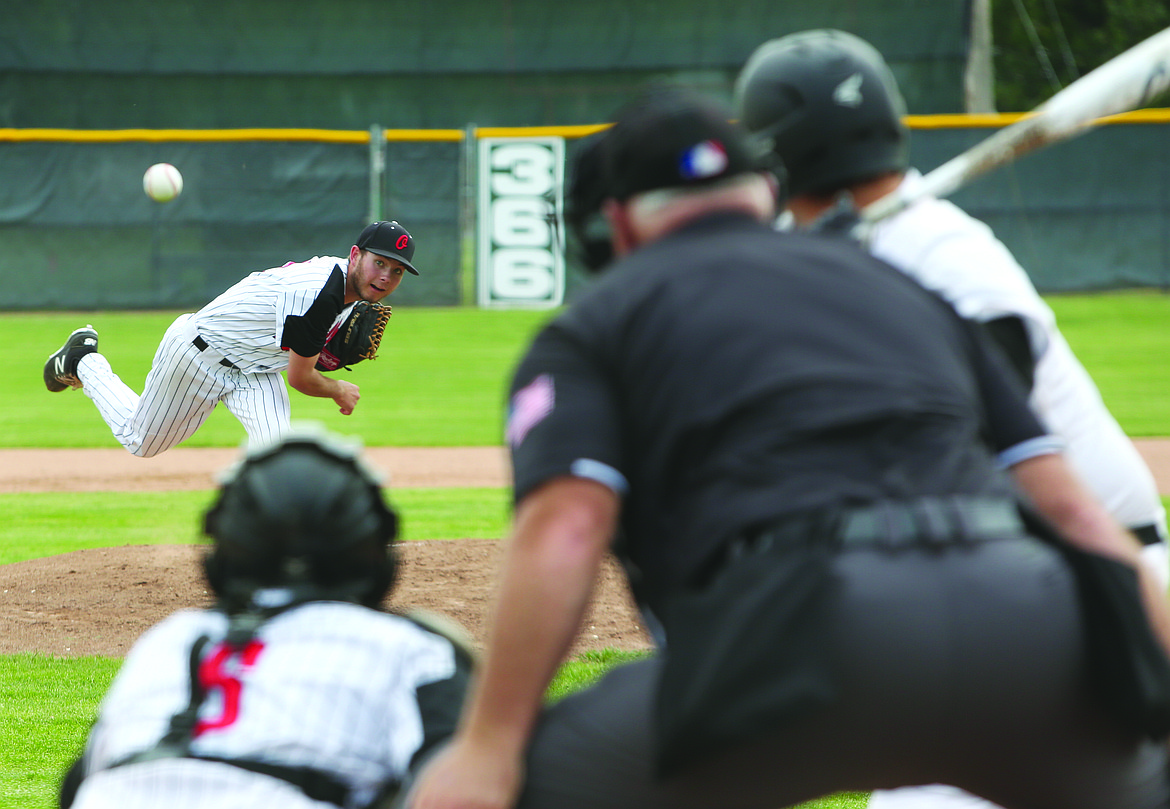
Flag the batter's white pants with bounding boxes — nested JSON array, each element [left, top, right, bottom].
[[76, 313, 290, 457]]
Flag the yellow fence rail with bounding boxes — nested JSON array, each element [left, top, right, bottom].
[[2, 108, 1168, 143]]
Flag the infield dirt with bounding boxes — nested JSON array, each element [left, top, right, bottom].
[[0, 446, 651, 658], [5, 440, 1170, 659]]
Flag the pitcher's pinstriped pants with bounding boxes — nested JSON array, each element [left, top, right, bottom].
[[76, 314, 289, 457]]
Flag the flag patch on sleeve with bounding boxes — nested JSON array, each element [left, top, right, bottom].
[[506, 374, 555, 448]]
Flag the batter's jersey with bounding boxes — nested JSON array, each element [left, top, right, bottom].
[[869, 170, 1166, 534], [192, 256, 355, 374], [71, 602, 467, 809]]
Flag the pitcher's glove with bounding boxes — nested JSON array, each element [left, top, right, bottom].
[[315, 301, 392, 372]]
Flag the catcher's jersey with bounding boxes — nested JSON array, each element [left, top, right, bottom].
[[869, 170, 1167, 536], [193, 255, 356, 374], [71, 602, 467, 809]]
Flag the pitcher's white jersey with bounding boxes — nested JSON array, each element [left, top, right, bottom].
[[70, 602, 467, 809], [194, 256, 355, 375]]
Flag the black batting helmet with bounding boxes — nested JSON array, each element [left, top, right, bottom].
[[734, 29, 909, 197], [202, 426, 399, 611]]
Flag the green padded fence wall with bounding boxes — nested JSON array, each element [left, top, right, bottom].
[[908, 116, 1170, 292], [0, 115, 1167, 312], [0, 0, 997, 309], [1, 0, 973, 130], [0, 133, 462, 309]]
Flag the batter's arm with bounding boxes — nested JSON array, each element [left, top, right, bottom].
[[1012, 453, 1170, 656], [286, 350, 361, 415]]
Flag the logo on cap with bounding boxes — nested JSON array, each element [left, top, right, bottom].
[[679, 140, 729, 181], [396, 234, 409, 250]]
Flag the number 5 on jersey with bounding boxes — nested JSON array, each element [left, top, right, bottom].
[[194, 640, 266, 736]]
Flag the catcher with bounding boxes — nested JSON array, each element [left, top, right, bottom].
[[59, 425, 474, 809], [42, 220, 415, 457]]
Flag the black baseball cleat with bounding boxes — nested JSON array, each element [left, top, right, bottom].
[[44, 325, 99, 392]]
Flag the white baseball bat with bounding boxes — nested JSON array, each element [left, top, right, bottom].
[[861, 25, 1170, 223]]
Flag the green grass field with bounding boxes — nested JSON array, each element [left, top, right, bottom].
[[1045, 291, 1170, 435], [2, 292, 1168, 809], [4, 290, 1170, 448], [1, 308, 555, 448]]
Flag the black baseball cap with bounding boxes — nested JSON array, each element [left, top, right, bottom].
[[601, 86, 773, 201], [356, 220, 419, 275]]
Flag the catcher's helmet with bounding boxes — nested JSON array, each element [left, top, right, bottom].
[[734, 29, 908, 197], [202, 426, 399, 611]]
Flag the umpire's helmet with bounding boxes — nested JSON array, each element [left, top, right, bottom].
[[202, 426, 399, 611], [734, 29, 908, 197]]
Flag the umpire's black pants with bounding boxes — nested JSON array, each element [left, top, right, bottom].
[[517, 537, 1170, 809]]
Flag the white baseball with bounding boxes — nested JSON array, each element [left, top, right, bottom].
[[143, 163, 184, 203]]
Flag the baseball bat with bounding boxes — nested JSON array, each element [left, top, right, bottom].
[[861, 26, 1170, 223]]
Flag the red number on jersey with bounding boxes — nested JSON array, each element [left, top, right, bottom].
[[194, 639, 265, 736]]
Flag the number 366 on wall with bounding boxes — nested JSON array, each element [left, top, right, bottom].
[[477, 137, 565, 309]]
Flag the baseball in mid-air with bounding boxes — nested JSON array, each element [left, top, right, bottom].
[[143, 162, 184, 203]]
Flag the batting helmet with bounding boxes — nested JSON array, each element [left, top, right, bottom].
[[734, 29, 909, 197], [202, 426, 399, 611]]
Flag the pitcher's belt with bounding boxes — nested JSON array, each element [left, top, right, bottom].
[[192, 335, 239, 369]]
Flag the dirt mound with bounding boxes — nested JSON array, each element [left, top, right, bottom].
[[0, 540, 651, 658], [6, 439, 1170, 658]]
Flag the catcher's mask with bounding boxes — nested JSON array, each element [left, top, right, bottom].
[[202, 425, 399, 612], [734, 29, 908, 198]]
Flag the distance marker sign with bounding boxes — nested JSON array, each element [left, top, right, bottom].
[[477, 137, 565, 308]]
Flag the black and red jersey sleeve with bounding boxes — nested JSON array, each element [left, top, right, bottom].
[[281, 264, 347, 358]]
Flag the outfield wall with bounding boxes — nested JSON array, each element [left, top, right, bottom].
[[1, 112, 1168, 311], [2, 0, 973, 128]]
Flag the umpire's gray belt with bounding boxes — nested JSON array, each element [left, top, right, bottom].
[[726, 495, 1024, 565]]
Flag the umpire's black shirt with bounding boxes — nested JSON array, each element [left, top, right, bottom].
[[505, 212, 1054, 615]]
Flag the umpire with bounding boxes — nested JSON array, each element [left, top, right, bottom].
[[405, 88, 1170, 809]]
